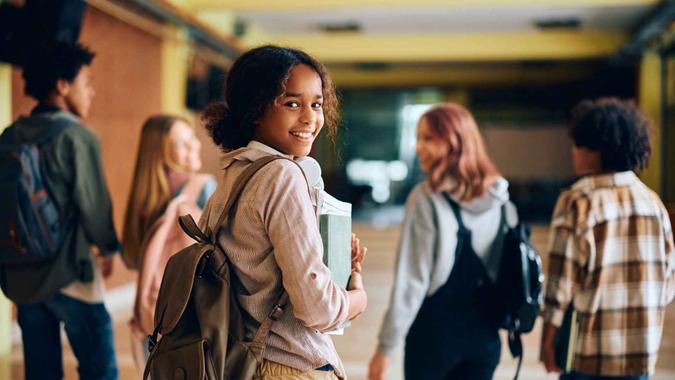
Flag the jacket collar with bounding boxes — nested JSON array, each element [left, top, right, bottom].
[[572, 171, 639, 191]]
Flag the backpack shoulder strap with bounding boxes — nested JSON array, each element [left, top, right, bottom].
[[1, 120, 74, 146], [248, 291, 289, 361], [211, 155, 300, 238], [0, 124, 16, 145], [35, 122, 73, 145], [204, 155, 299, 360]]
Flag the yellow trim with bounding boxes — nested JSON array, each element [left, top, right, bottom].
[[161, 25, 190, 114], [188, 0, 658, 11], [195, 10, 237, 37], [0, 65, 11, 132], [666, 56, 675, 204], [244, 31, 627, 63], [329, 63, 596, 88], [639, 52, 662, 193], [0, 65, 12, 380]]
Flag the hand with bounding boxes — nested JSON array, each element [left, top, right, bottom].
[[368, 352, 391, 380], [347, 271, 367, 319], [98, 255, 115, 278], [351, 233, 367, 273], [348, 271, 364, 291]]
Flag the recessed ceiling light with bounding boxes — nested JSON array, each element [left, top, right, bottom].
[[318, 22, 361, 33], [534, 17, 582, 30]]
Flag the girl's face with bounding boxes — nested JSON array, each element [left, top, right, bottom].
[[255, 64, 324, 157], [416, 118, 447, 174], [167, 120, 202, 172], [63, 66, 95, 118]]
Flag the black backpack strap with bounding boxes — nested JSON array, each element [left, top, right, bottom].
[[509, 332, 524, 380], [500, 203, 508, 227]]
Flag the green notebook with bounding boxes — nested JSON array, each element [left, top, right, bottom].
[[319, 191, 352, 334], [320, 214, 352, 289], [319, 191, 352, 289]]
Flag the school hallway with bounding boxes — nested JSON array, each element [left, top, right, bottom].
[[6, 222, 675, 380]]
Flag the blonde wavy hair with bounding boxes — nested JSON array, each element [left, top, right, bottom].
[[122, 115, 189, 269]]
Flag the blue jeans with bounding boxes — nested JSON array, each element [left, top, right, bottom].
[[561, 372, 648, 380], [17, 293, 118, 380]]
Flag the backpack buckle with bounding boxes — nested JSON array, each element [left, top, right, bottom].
[[269, 304, 284, 321]]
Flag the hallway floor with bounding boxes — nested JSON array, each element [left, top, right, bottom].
[[8, 223, 675, 379]]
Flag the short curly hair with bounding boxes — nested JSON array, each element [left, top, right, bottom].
[[569, 97, 652, 172], [22, 41, 95, 101], [202, 45, 339, 151]]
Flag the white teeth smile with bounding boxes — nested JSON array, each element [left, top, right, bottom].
[[290, 132, 314, 139]]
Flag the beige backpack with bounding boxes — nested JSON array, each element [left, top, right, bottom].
[[144, 156, 293, 380]]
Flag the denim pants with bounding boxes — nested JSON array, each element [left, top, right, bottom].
[[561, 372, 648, 380], [17, 292, 118, 380]]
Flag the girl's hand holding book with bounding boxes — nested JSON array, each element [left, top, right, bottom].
[[351, 233, 367, 273]]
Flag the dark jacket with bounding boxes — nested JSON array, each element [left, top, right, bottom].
[[0, 107, 120, 304]]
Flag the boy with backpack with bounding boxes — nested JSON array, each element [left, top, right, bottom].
[[540, 97, 674, 380], [0, 42, 120, 380]]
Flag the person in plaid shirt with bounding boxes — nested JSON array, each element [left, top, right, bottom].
[[539, 97, 675, 380]]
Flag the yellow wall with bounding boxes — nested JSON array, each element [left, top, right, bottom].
[[161, 25, 190, 114], [0, 63, 13, 380], [639, 52, 662, 193]]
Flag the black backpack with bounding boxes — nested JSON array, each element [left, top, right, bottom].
[[493, 209, 544, 379], [444, 194, 544, 380]]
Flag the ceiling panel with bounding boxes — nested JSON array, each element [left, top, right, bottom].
[[235, 5, 652, 34]]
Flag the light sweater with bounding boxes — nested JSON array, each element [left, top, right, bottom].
[[200, 143, 349, 378], [376, 179, 517, 356]]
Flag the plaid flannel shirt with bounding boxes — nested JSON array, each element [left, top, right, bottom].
[[542, 171, 675, 376]]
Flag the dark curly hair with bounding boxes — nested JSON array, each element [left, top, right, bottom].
[[22, 41, 95, 101], [569, 97, 652, 172], [202, 45, 339, 151]]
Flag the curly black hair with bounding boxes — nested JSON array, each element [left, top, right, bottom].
[[22, 41, 95, 101], [202, 45, 339, 151], [569, 97, 652, 172]]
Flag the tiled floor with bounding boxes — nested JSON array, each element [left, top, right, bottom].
[[7, 223, 675, 380]]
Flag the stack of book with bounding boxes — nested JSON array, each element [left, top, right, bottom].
[[297, 156, 353, 335], [319, 191, 352, 335]]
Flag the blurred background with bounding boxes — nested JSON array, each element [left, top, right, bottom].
[[0, 0, 674, 379]]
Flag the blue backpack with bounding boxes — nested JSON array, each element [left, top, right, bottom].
[[0, 123, 72, 264]]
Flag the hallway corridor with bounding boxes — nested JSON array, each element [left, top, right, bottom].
[[8, 224, 675, 380]]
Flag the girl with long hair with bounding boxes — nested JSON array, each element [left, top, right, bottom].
[[123, 114, 216, 368], [198, 45, 368, 380], [368, 103, 517, 380]]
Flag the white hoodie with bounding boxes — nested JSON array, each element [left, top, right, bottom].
[[376, 179, 517, 356]]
